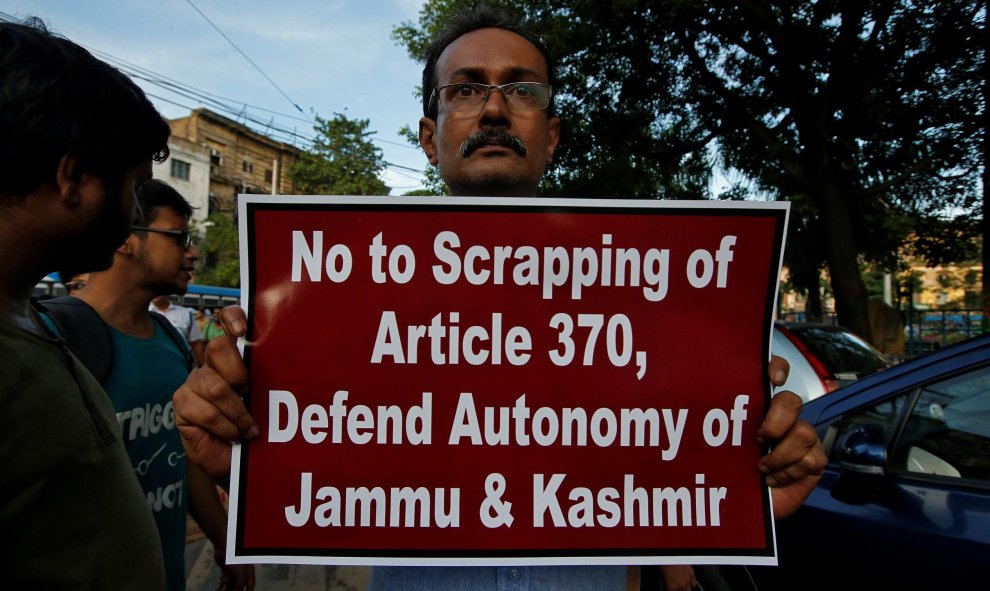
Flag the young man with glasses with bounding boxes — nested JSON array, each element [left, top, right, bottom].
[[0, 19, 170, 588], [52, 180, 253, 591], [173, 7, 825, 590], [145, 223, 205, 367]]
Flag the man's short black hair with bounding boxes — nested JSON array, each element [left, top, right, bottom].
[[421, 5, 557, 119], [0, 19, 170, 203], [133, 179, 194, 225]]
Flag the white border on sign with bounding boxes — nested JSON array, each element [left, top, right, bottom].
[[227, 194, 789, 567]]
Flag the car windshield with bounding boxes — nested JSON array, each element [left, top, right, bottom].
[[788, 325, 889, 378]]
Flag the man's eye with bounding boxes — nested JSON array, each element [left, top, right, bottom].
[[454, 84, 480, 97], [511, 84, 533, 97]]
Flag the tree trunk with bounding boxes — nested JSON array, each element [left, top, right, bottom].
[[805, 280, 823, 323], [817, 180, 873, 340], [983, 0, 989, 333]]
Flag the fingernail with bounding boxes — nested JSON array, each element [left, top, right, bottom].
[[758, 462, 769, 474], [232, 320, 246, 335], [766, 477, 777, 487], [773, 369, 786, 384], [246, 425, 259, 439]]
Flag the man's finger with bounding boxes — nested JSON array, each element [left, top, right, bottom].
[[203, 336, 249, 395], [219, 305, 248, 338], [174, 368, 257, 440], [177, 424, 233, 482], [768, 355, 790, 386], [758, 419, 823, 479], [758, 390, 803, 443]]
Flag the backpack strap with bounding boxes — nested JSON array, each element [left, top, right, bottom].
[[150, 311, 194, 371], [36, 296, 115, 383], [40, 298, 195, 383]]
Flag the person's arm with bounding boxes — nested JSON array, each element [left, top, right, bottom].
[[186, 462, 255, 590], [186, 309, 205, 366], [659, 565, 697, 591]]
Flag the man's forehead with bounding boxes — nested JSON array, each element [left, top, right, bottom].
[[436, 27, 549, 83], [147, 206, 190, 228]]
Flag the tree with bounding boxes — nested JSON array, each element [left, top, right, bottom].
[[394, 0, 985, 341], [194, 213, 240, 288], [399, 124, 447, 196], [288, 113, 390, 196]]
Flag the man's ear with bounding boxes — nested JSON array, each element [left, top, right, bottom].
[[55, 153, 102, 208], [545, 116, 561, 164], [118, 233, 138, 256], [419, 117, 439, 166]]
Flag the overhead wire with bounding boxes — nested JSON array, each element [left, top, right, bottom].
[[93, 45, 424, 177], [184, 0, 304, 115], [0, 9, 426, 190]]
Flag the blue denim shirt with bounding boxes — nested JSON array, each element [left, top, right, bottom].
[[370, 566, 627, 591]]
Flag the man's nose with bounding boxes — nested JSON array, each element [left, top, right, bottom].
[[479, 86, 511, 122], [187, 244, 200, 261]]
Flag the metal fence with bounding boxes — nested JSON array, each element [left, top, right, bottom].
[[904, 309, 985, 356]]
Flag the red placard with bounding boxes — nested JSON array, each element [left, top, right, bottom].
[[228, 196, 787, 566]]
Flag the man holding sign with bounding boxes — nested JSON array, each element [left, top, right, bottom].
[[174, 6, 825, 590]]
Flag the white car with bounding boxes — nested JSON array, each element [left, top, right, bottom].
[[772, 322, 891, 402]]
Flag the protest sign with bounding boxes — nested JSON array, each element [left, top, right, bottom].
[[228, 196, 788, 566]]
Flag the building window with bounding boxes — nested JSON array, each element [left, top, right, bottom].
[[210, 149, 223, 167], [242, 160, 254, 174], [264, 169, 273, 183], [170, 159, 191, 181]]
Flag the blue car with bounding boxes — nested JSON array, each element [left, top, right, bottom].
[[752, 334, 990, 589]]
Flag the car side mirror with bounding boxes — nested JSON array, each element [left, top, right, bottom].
[[831, 423, 886, 504]]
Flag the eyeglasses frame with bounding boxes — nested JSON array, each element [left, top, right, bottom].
[[130, 226, 193, 250], [430, 82, 553, 115]]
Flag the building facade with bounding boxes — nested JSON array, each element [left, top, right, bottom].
[[153, 135, 211, 224], [169, 109, 300, 216]]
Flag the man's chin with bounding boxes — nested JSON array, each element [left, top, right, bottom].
[[458, 171, 537, 197]]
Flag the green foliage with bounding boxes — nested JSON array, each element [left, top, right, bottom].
[[288, 113, 390, 196], [193, 213, 239, 288], [398, 124, 447, 196], [393, 0, 985, 338]]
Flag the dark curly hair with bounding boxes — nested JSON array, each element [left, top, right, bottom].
[[0, 19, 170, 203], [133, 179, 194, 226]]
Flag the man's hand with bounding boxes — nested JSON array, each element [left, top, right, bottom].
[[213, 549, 255, 591], [762, 356, 827, 519], [659, 565, 697, 591], [174, 306, 257, 483]]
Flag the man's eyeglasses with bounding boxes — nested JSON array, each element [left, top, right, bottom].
[[430, 82, 553, 114], [130, 226, 193, 249]]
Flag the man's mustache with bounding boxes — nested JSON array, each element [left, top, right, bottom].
[[459, 128, 528, 158]]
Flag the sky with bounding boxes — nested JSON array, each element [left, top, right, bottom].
[[2, 0, 430, 193]]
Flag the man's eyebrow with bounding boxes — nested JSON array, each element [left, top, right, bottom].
[[445, 66, 546, 83]]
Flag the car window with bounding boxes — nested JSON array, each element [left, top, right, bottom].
[[788, 326, 889, 379], [890, 365, 990, 482], [824, 393, 908, 453], [823, 364, 990, 484]]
